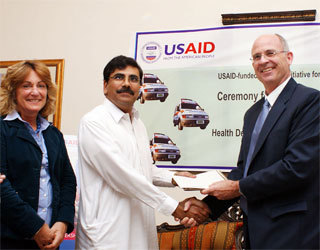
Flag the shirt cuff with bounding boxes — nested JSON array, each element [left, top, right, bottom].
[[156, 196, 179, 216]]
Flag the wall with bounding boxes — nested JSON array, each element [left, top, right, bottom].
[[1, 0, 319, 225]]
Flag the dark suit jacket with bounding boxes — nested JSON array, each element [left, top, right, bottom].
[[204, 78, 319, 249], [1, 117, 77, 240]]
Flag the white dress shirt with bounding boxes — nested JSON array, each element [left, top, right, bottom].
[[75, 98, 178, 250], [265, 76, 290, 108]]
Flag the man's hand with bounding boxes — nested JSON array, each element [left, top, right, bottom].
[[44, 222, 68, 250], [201, 180, 240, 200], [172, 201, 188, 220], [172, 171, 196, 186], [33, 223, 54, 249], [173, 197, 211, 227]]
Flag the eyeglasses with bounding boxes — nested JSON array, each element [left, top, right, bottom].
[[108, 73, 140, 84], [250, 50, 288, 62]]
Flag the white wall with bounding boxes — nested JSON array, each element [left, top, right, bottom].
[[1, 0, 319, 225]]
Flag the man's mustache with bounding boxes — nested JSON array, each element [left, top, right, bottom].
[[116, 87, 135, 95]]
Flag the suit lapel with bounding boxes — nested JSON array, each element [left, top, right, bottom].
[[11, 119, 58, 172], [251, 78, 297, 162], [12, 121, 40, 149]]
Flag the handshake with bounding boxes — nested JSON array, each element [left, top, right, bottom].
[[170, 172, 241, 227], [172, 197, 211, 228]]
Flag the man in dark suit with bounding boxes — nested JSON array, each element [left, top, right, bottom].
[[183, 34, 319, 249]]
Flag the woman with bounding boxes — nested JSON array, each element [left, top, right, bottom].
[[0, 60, 76, 249]]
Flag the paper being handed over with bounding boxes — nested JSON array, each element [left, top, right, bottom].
[[173, 170, 226, 190]]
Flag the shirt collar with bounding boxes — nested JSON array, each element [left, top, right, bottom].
[[264, 76, 291, 108], [4, 110, 50, 130], [103, 98, 139, 123]]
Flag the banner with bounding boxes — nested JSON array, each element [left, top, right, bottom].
[[134, 23, 320, 171]]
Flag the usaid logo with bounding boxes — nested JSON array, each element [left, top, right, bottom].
[[165, 42, 215, 55], [140, 41, 215, 63], [141, 42, 162, 64]]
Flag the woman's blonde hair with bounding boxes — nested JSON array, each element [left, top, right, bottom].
[[0, 60, 57, 117]]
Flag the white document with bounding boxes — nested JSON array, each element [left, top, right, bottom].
[[173, 170, 226, 190]]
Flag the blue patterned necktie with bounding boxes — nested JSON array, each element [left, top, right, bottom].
[[243, 99, 270, 177], [241, 99, 270, 214]]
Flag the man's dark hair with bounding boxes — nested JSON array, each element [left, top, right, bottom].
[[103, 55, 143, 84]]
